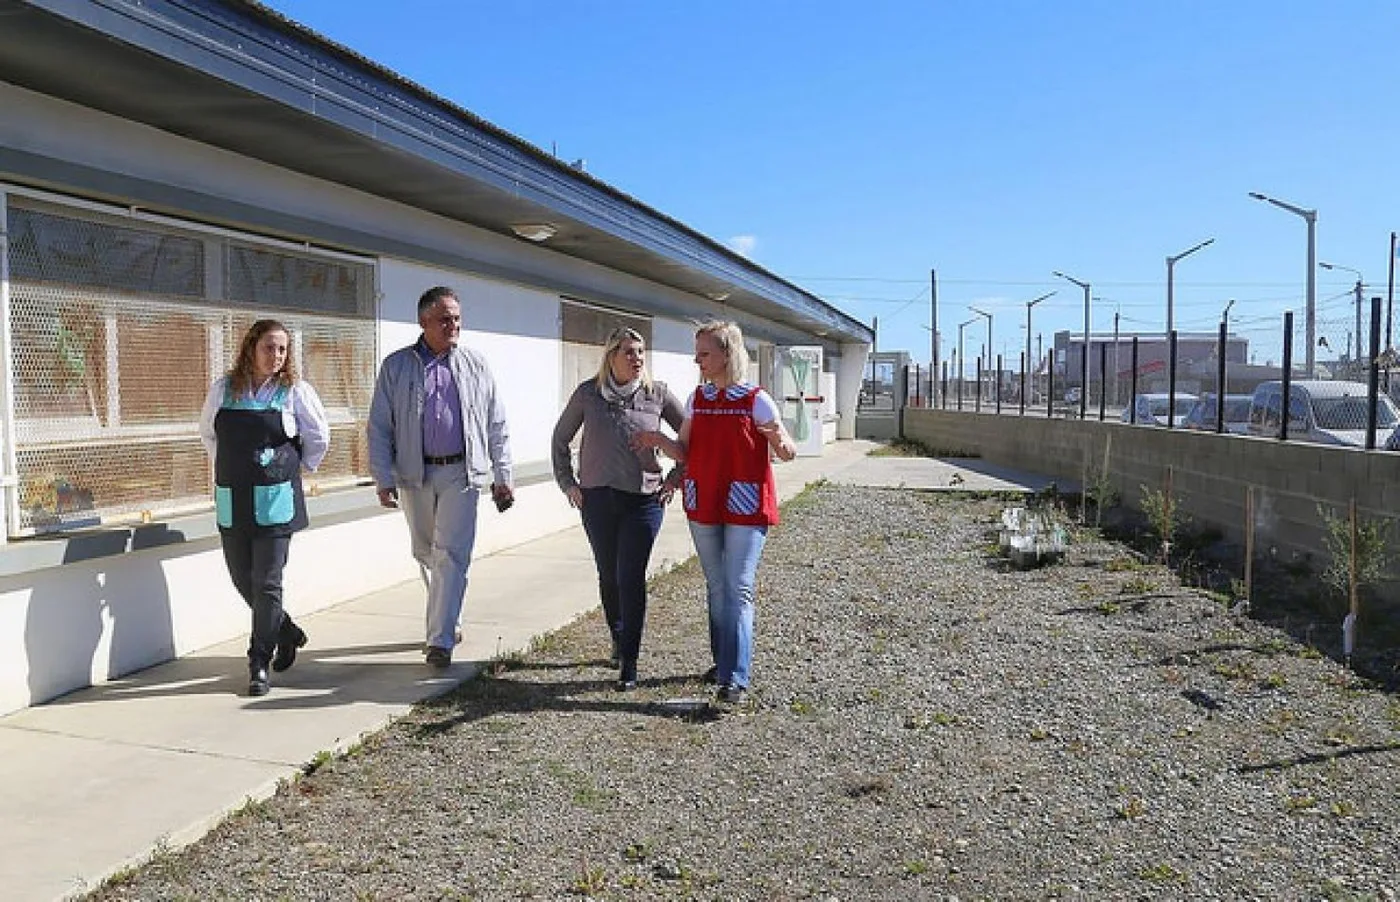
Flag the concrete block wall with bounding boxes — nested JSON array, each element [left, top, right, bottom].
[[904, 409, 1400, 598]]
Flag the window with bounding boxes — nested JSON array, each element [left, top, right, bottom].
[[4, 193, 376, 536]]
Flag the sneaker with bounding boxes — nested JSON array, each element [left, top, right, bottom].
[[701, 665, 718, 685], [717, 684, 746, 705], [425, 646, 452, 669]]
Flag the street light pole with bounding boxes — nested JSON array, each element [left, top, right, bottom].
[[970, 305, 994, 401], [957, 317, 976, 410], [1053, 270, 1092, 418], [1250, 191, 1318, 376], [1320, 261, 1364, 365], [1166, 238, 1215, 340], [1024, 291, 1054, 407]]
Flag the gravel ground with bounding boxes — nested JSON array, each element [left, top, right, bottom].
[[87, 484, 1400, 902]]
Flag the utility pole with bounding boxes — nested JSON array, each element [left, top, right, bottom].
[[930, 268, 939, 405], [1112, 310, 1120, 407]]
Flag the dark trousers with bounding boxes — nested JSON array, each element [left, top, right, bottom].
[[579, 487, 664, 666], [220, 531, 293, 666]]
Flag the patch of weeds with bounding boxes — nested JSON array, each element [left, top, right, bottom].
[[903, 859, 931, 877], [1285, 794, 1319, 813], [1386, 700, 1400, 730], [1331, 800, 1358, 818], [1261, 672, 1288, 690], [1211, 659, 1256, 681], [1114, 797, 1148, 820], [1029, 727, 1050, 741], [1096, 600, 1121, 615], [789, 697, 817, 716], [904, 711, 958, 729], [1319, 877, 1377, 902], [1298, 645, 1324, 660], [303, 748, 334, 776], [1103, 557, 1142, 572], [1121, 575, 1156, 595], [1138, 862, 1185, 884], [622, 842, 651, 863], [570, 860, 608, 896], [233, 794, 272, 819], [1324, 726, 1357, 747]]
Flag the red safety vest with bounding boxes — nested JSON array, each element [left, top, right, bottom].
[[683, 383, 779, 527]]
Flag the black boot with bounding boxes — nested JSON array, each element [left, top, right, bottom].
[[248, 661, 270, 697], [271, 619, 307, 673], [616, 659, 638, 692]]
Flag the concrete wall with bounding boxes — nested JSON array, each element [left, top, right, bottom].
[[904, 409, 1400, 594]]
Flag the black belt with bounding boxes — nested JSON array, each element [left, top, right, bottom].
[[423, 453, 465, 465]]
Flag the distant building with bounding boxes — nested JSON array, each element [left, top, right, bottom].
[[1053, 330, 1252, 399]]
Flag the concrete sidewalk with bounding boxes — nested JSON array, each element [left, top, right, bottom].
[[0, 442, 1065, 900]]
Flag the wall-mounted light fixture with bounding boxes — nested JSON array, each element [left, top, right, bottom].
[[510, 223, 557, 242]]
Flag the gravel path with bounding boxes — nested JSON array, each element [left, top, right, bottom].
[[87, 485, 1400, 901]]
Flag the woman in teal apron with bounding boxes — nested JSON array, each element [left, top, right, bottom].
[[199, 320, 330, 696]]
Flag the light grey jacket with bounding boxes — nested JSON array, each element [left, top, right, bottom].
[[367, 339, 512, 491]]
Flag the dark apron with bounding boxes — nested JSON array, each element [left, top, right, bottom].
[[213, 383, 308, 536]]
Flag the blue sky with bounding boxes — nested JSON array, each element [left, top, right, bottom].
[[265, 0, 1400, 370]]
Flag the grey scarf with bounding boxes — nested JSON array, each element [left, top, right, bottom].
[[601, 374, 642, 408]]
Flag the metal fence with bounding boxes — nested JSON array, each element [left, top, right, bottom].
[[908, 301, 1400, 451]]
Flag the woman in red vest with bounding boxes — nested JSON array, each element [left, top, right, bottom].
[[644, 321, 796, 704]]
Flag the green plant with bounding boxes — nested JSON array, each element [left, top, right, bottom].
[[1317, 503, 1393, 616], [1115, 797, 1148, 820], [1140, 481, 1187, 564], [1138, 862, 1185, 884], [903, 859, 931, 876], [1086, 435, 1119, 526], [304, 749, 334, 775], [570, 860, 608, 896]]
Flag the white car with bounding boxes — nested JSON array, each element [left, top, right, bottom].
[[1121, 392, 1199, 427]]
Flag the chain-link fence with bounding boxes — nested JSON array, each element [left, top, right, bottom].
[[5, 193, 376, 536], [915, 298, 1400, 450]]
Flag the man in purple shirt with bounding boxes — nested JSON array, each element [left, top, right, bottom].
[[368, 286, 514, 668]]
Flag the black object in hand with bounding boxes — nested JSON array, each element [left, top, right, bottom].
[[492, 487, 514, 512]]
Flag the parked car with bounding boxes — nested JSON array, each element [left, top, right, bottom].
[[1182, 393, 1253, 434], [1246, 380, 1399, 447], [1120, 392, 1199, 427]]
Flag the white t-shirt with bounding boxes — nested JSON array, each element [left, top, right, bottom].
[[684, 382, 780, 424], [198, 375, 331, 472]]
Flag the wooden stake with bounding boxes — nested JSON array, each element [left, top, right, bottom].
[[1244, 486, 1254, 603], [1162, 466, 1174, 564], [1350, 496, 1360, 621]]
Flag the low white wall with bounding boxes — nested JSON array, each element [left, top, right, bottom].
[[0, 480, 579, 716]]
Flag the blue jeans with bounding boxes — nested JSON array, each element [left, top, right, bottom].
[[687, 522, 768, 689], [580, 487, 665, 666]]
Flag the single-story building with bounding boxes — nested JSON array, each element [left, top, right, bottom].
[[0, 0, 872, 716]]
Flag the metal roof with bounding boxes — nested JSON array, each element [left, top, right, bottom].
[[0, 0, 872, 344]]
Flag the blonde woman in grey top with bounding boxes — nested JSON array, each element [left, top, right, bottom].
[[551, 327, 685, 690]]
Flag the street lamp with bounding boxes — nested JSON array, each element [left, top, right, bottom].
[[1250, 191, 1318, 376], [970, 305, 993, 398], [1319, 261, 1364, 363], [1052, 270, 1092, 418], [1222, 298, 1235, 329], [1166, 238, 1215, 339], [956, 317, 977, 409], [1024, 291, 1054, 405]]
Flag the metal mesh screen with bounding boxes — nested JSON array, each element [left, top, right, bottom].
[[6, 195, 375, 536]]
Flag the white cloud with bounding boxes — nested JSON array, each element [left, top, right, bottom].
[[727, 235, 758, 258]]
